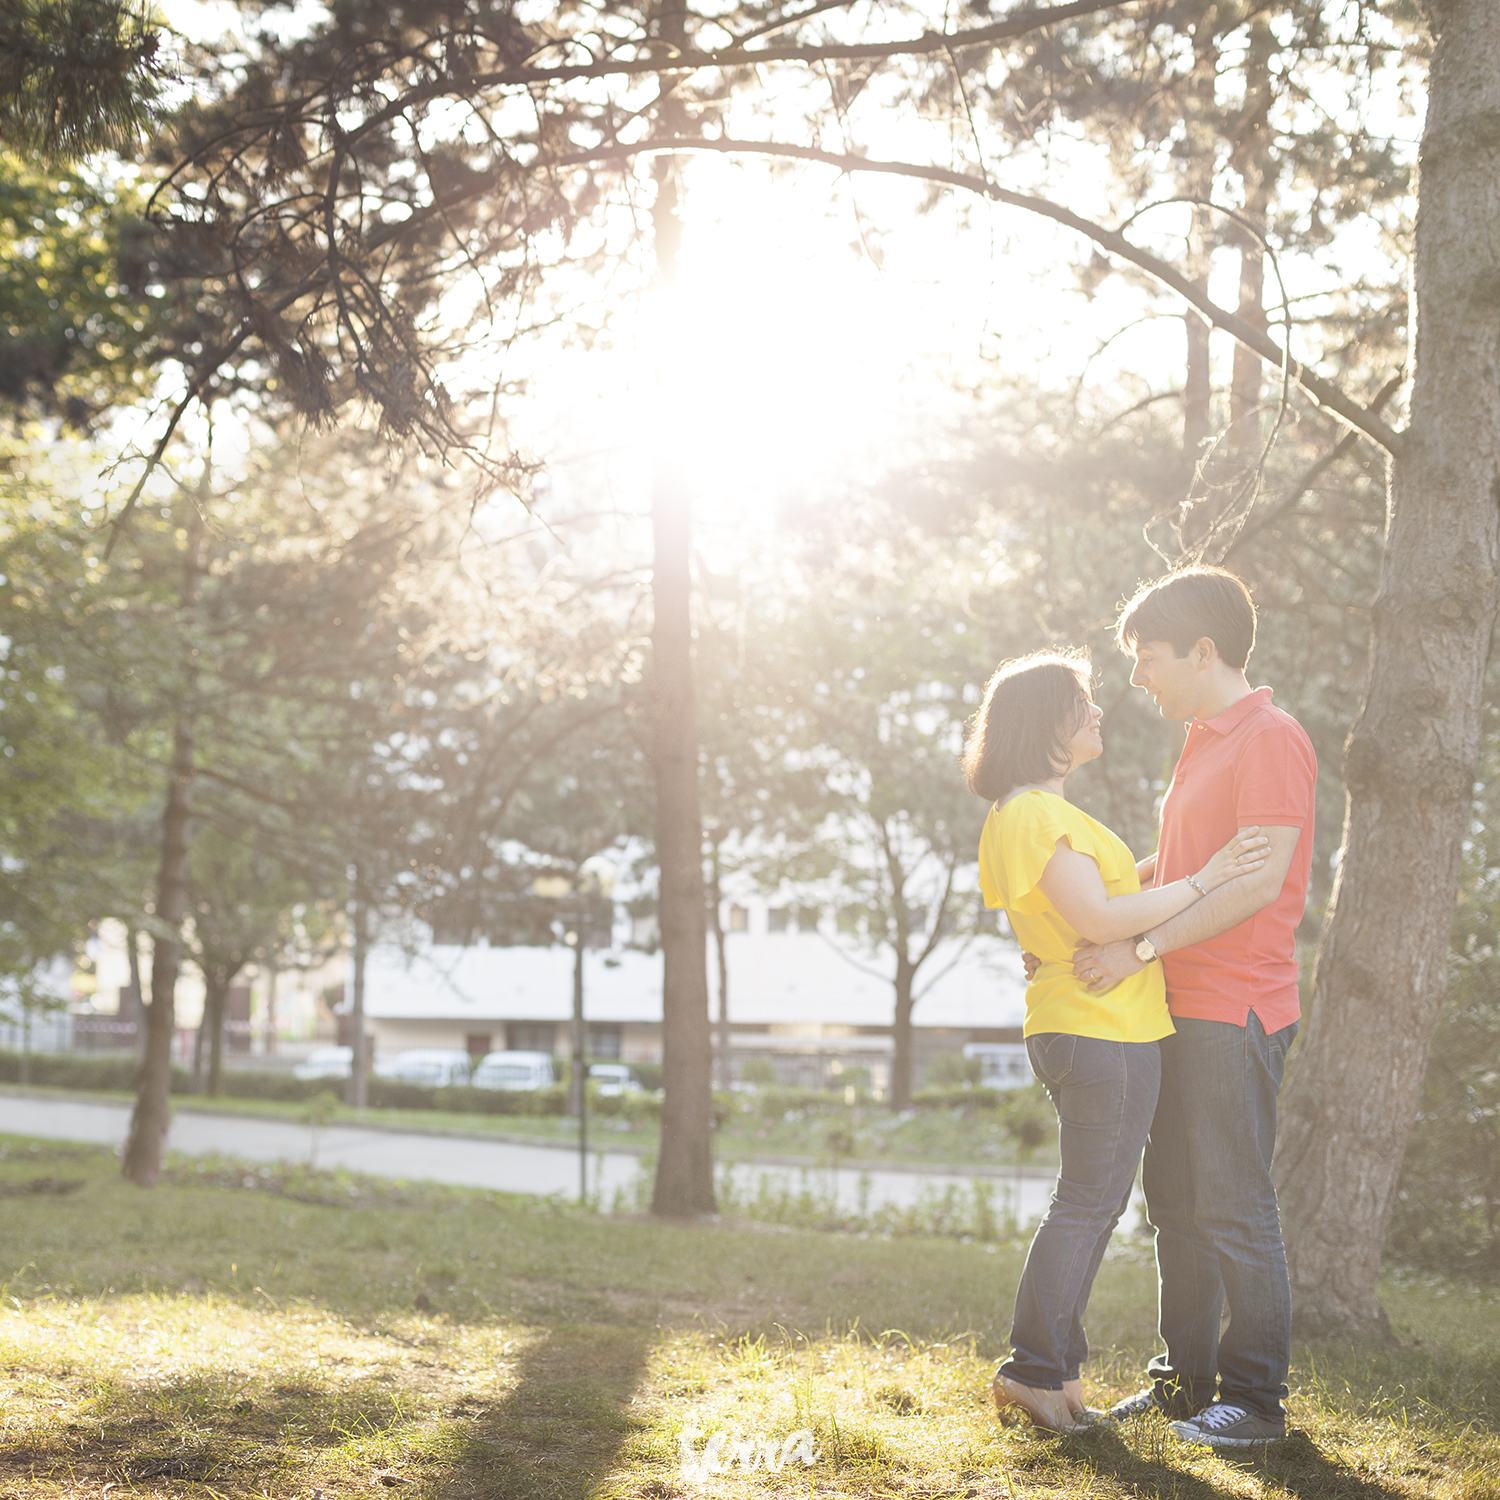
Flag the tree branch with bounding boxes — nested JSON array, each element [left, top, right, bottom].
[[561, 136, 1404, 457], [283, 0, 1128, 149]]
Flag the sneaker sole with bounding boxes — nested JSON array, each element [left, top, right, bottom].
[[1170, 1423, 1285, 1447]]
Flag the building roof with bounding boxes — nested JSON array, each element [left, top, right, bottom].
[[363, 931, 1026, 1030]]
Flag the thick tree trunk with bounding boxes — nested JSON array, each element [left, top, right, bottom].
[[1274, 0, 1500, 1335], [648, 5, 715, 1212], [121, 713, 196, 1185]]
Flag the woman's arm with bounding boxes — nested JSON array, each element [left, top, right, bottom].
[[1136, 851, 1157, 884], [1035, 831, 1266, 945]]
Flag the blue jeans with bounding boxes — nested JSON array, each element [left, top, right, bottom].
[[1001, 1033, 1161, 1390], [1142, 1013, 1297, 1422]]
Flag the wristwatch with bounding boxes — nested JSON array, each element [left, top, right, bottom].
[[1134, 934, 1159, 963]]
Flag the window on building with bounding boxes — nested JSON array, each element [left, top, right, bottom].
[[588, 1023, 622, 1059], [728, 904, 749, 932], [767, 907, 790, 933], [793, 905, 822, 933], [508, 1022, 556, 1054]]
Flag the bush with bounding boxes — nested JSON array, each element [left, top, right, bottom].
[[435, 1085, 568, 1117], [0, 1050, 185, 1093], [922, 1052, 982, 1088], [217, 1071, 327, 1103]]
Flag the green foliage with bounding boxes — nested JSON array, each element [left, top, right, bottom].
[[923, 1051, 982, 1088], [0, 0, 164, 162], [0, 151, 166, 420], [0, 466, 158, 981]]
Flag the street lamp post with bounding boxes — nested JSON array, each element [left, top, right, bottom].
[[533, 857, 616, 1205]]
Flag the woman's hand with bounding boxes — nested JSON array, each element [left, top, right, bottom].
[[1195, 827, 1270, 893]]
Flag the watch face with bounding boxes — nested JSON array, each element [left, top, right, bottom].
[[1135, 938, 1155, 962]]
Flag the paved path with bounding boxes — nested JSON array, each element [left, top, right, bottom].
[[0, 1090, 1135, 1228]]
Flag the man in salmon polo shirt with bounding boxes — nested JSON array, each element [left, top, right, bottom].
[[1070, 566, 1316, 1449]]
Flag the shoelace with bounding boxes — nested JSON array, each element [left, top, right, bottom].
[[1195, 1404, 1250, 1429]]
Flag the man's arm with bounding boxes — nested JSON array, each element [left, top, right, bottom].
[[1072, 825, 1302, 991]]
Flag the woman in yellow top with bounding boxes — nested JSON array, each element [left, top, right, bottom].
[[962, 650, 1267, 1433]]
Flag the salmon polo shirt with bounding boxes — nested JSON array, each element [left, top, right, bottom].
[[1154, 686, 1317, 1032]]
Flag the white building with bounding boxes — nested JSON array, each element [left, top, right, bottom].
[[360, 901, 1027, 1094]]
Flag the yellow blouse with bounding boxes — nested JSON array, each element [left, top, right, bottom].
[[978, 790, 1173, 1043]]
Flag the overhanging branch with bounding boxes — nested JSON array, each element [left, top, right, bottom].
[[563, 135, 1404, 457]]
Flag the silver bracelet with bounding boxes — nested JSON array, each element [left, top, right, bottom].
[[1185, 874, 1208, 897]]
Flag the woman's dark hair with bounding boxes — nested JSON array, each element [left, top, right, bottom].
[[962, 650, 1093, 803]]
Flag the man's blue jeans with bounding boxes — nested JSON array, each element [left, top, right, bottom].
[[1142, 1013, 1297, 1422], [1001, 1033, 1160, 1390]]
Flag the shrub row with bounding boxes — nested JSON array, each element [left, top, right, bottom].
[[0, 1051, 1041, 1137], [0, 1050, 668, 1119]]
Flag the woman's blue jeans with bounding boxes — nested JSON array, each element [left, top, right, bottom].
[[1000, 1033, 1161, 1390]]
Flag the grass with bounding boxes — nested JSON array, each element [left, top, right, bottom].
[[1, 1133, 1497, 1499], [9, 1080, 1061, 1170]]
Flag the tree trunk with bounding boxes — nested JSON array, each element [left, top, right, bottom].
[[649, 0, 715, 1214], [204, 966, 240, 1097], [570, 931, 586, 1119], [1229, 13, 1273, 452], [190, 987, 208, 1091], [889, 951, 917, 1111], [264, 960, 277, 1054], [346, 871, 369, 1108], [121, 713, 197, 1185], [1273, 0, 1500, 1336], [707, 842, 732, 1091], [126, 923, 144, 1055], [1180, 18, 1218, 472], [122, 502, 203, 1187]]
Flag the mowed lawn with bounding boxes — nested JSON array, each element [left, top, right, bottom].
[[0, 1136, 1496, 1499]]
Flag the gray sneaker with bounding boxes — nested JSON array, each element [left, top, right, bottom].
[[1105, 1387, 1194, 1423], [1170, 1403, 1286, 1448]]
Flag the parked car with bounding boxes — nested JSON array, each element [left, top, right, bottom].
[[588, 1062, 642, 1097], [471, 1050, 556, 1091], [293, 1046, 352, 1081], [379, 1048, 473, 1088]]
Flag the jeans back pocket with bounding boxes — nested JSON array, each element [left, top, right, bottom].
[[1025, 1032, 1077, 1088]]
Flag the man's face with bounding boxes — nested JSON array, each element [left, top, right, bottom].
[[1129, 638, 1203, 721]]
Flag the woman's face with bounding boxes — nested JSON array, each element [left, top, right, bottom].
[[1063, 691, 1104, 773]]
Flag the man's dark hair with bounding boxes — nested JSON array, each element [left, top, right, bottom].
[[1115, 567, 1257, 670], [962, 651, 1092, 804]]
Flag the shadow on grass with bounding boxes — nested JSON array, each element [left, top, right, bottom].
[[1031, 1425, 1409, 1500], [1223, 1431, 1413, 1500], [426, 1324, 652, 1500], [0, 1326, 652, 1499]]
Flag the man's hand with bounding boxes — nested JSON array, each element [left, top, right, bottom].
[[1072, 938, 1143, 992], [1022, 950, 1041, 982]]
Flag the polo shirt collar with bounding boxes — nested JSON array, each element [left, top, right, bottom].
[[1195, 685, 1273, 736]]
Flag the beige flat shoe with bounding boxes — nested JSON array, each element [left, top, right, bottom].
[[993, 1374, 1087, 1434], [1063, 1378, 1106, 1425]]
